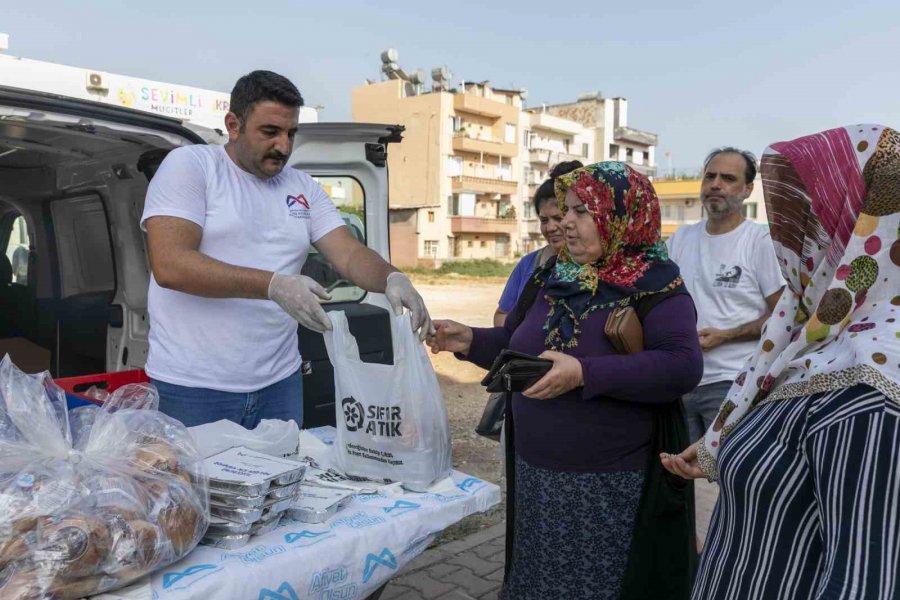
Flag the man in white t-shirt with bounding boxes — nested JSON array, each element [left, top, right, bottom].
[[667, 148, 784, 443], [140, 70, 432, 428]]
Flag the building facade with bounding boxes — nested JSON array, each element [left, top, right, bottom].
[[352, 69, 659, 266]]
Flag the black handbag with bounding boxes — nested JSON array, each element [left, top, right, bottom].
[[481, 350, 553, 393], [475, 392, 505, 441], [474, 350, 552, 441]]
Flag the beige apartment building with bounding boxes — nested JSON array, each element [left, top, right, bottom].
[[352, 59, 660, 266], [353, 77, 524, 267]]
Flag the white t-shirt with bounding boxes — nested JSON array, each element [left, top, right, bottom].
[[667, 219, 784, 386], [140, 145, 344, 392]]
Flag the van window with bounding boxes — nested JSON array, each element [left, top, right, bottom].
[[50, 196, 115, 297], [303, 176, 366, 303], [4, 215, 30, 285]]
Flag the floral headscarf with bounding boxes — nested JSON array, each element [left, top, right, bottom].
[[699, 125, 900, 481], [536, 162, 682, 350]]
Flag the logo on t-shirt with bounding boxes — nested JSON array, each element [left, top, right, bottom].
[[714, 264, 743, 288], [286, 193, 311, 219]]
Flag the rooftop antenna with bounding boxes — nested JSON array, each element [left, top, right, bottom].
[[431, 66, 452, 92], [380, 48, 408, 81]]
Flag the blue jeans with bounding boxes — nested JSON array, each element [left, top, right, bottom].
[[682, 380, 734, 444], [151, 370, 303, 428]]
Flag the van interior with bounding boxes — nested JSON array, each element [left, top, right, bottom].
[[0, 91, 202, 378]]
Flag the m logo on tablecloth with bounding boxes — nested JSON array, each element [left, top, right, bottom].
[[258, 582, 300, 600], [362, 548, 398, 583], [162, 563, 221, 590]]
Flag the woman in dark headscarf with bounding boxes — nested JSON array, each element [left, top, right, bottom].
[[428, 162, 703, 600], [662, 125, 900, 599]]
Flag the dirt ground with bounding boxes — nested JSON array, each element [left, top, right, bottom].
[[413, 276, 509, 543], [413, 275, 719, 546]]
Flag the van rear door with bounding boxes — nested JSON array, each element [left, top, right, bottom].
[[288, 123, 403, 427]]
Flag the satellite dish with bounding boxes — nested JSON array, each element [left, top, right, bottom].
[[380, 48, 399, 64]]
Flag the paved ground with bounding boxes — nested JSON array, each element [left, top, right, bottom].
[[382, 481, 719, 600]]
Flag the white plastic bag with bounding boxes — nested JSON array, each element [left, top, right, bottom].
[[0, 356, 208, 599], [188, 418, 300, 459], [324, 311, 451, 491]]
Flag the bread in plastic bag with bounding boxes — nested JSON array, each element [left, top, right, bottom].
[[0, 356, 209, 599]]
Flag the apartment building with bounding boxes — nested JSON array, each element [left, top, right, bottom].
[[542, 92, 658, 178], [352, 52, 660, 265], [518, 110, 594, 253], [353, 75, 523, 266]]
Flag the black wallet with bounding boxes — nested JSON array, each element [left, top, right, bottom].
[[481, 350, 553, 393]]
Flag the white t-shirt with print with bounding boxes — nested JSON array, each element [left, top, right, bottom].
[[140, 145, 344, 392], [667, 219, 784, 386]]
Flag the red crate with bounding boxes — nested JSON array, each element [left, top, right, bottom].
[[55, 369, 150, 400]]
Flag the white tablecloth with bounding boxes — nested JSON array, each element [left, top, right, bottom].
[[95, 471, 500, 600]]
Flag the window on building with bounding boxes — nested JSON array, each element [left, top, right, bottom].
[[450, 116, 462, 132], [626, 147, 634, 162], [743, 203, 758, 220], [523, 201, 534, 220], [427, 211, 435, 223], [582, 143, 589, 158], [447, 194, 460, 216], [563, 139, 570, 153], [524, 131, 533, 148], [505, 124, 516, 144], [481, 241, 487, 248], [424, 240, 439, 257], [467, 240, 473, 248], [609, 144, 619, 160], [448, 237, 457, 257], [447, 155, 462, 177], [660, 205, 686, 222]]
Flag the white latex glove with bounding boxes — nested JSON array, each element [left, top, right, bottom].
[[384, 271, 434, 341], [268, 273, 333, 332]]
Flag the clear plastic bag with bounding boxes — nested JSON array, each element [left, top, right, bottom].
[[0, 356, 209, 599], [324, 311, 452, 491], [188, 418, 300, 459]]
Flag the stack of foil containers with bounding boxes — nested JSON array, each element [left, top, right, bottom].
[[200, 447, 306, 549]]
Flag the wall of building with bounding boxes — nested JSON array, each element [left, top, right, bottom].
[[388, 208, 418, 267]]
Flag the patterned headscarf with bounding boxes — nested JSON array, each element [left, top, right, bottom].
[[537, 162, 682, 350], [698, 125, 900, 481]]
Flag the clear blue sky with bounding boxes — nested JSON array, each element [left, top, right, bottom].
[[3, 0, 898, 170]]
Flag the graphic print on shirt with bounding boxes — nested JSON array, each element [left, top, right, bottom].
[[714, 264, 743, 288], [286, 193, 311, 219]]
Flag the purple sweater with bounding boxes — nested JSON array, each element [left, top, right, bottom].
[[465, 293, 703, 472]]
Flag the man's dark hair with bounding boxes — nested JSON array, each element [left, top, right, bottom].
[[703, 147, 757, 184], [533, 160, 584, 213], [229, 70, 304, 122]]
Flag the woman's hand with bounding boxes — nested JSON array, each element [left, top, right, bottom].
[[522, 351, 584, 399], [426, 320, 473, 355], [660, 441, 706, 480]]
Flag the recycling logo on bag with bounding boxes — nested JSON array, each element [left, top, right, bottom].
[[342, 397, 404, 437], [342, 397, 365, 432]]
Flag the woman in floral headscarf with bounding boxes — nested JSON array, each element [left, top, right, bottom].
[[428, 162, 703, 600], [662, 125, 900, 599]]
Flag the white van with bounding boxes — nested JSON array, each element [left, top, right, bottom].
[[0, 85, 402, 427]]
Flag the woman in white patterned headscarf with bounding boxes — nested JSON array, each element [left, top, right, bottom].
[[662, 124, 900, 599]]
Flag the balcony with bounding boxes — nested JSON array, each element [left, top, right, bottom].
[[453, 134, 517, 158], [451, 175, 519, 194], [453, 93, 507, 118], [627, 162, 657, 178], [524, 219, 542, 235], [528, 112, 584, 135], [528, 147, 586, 166], [449, 216, 519, 235], [615, 126, 658, 146]]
